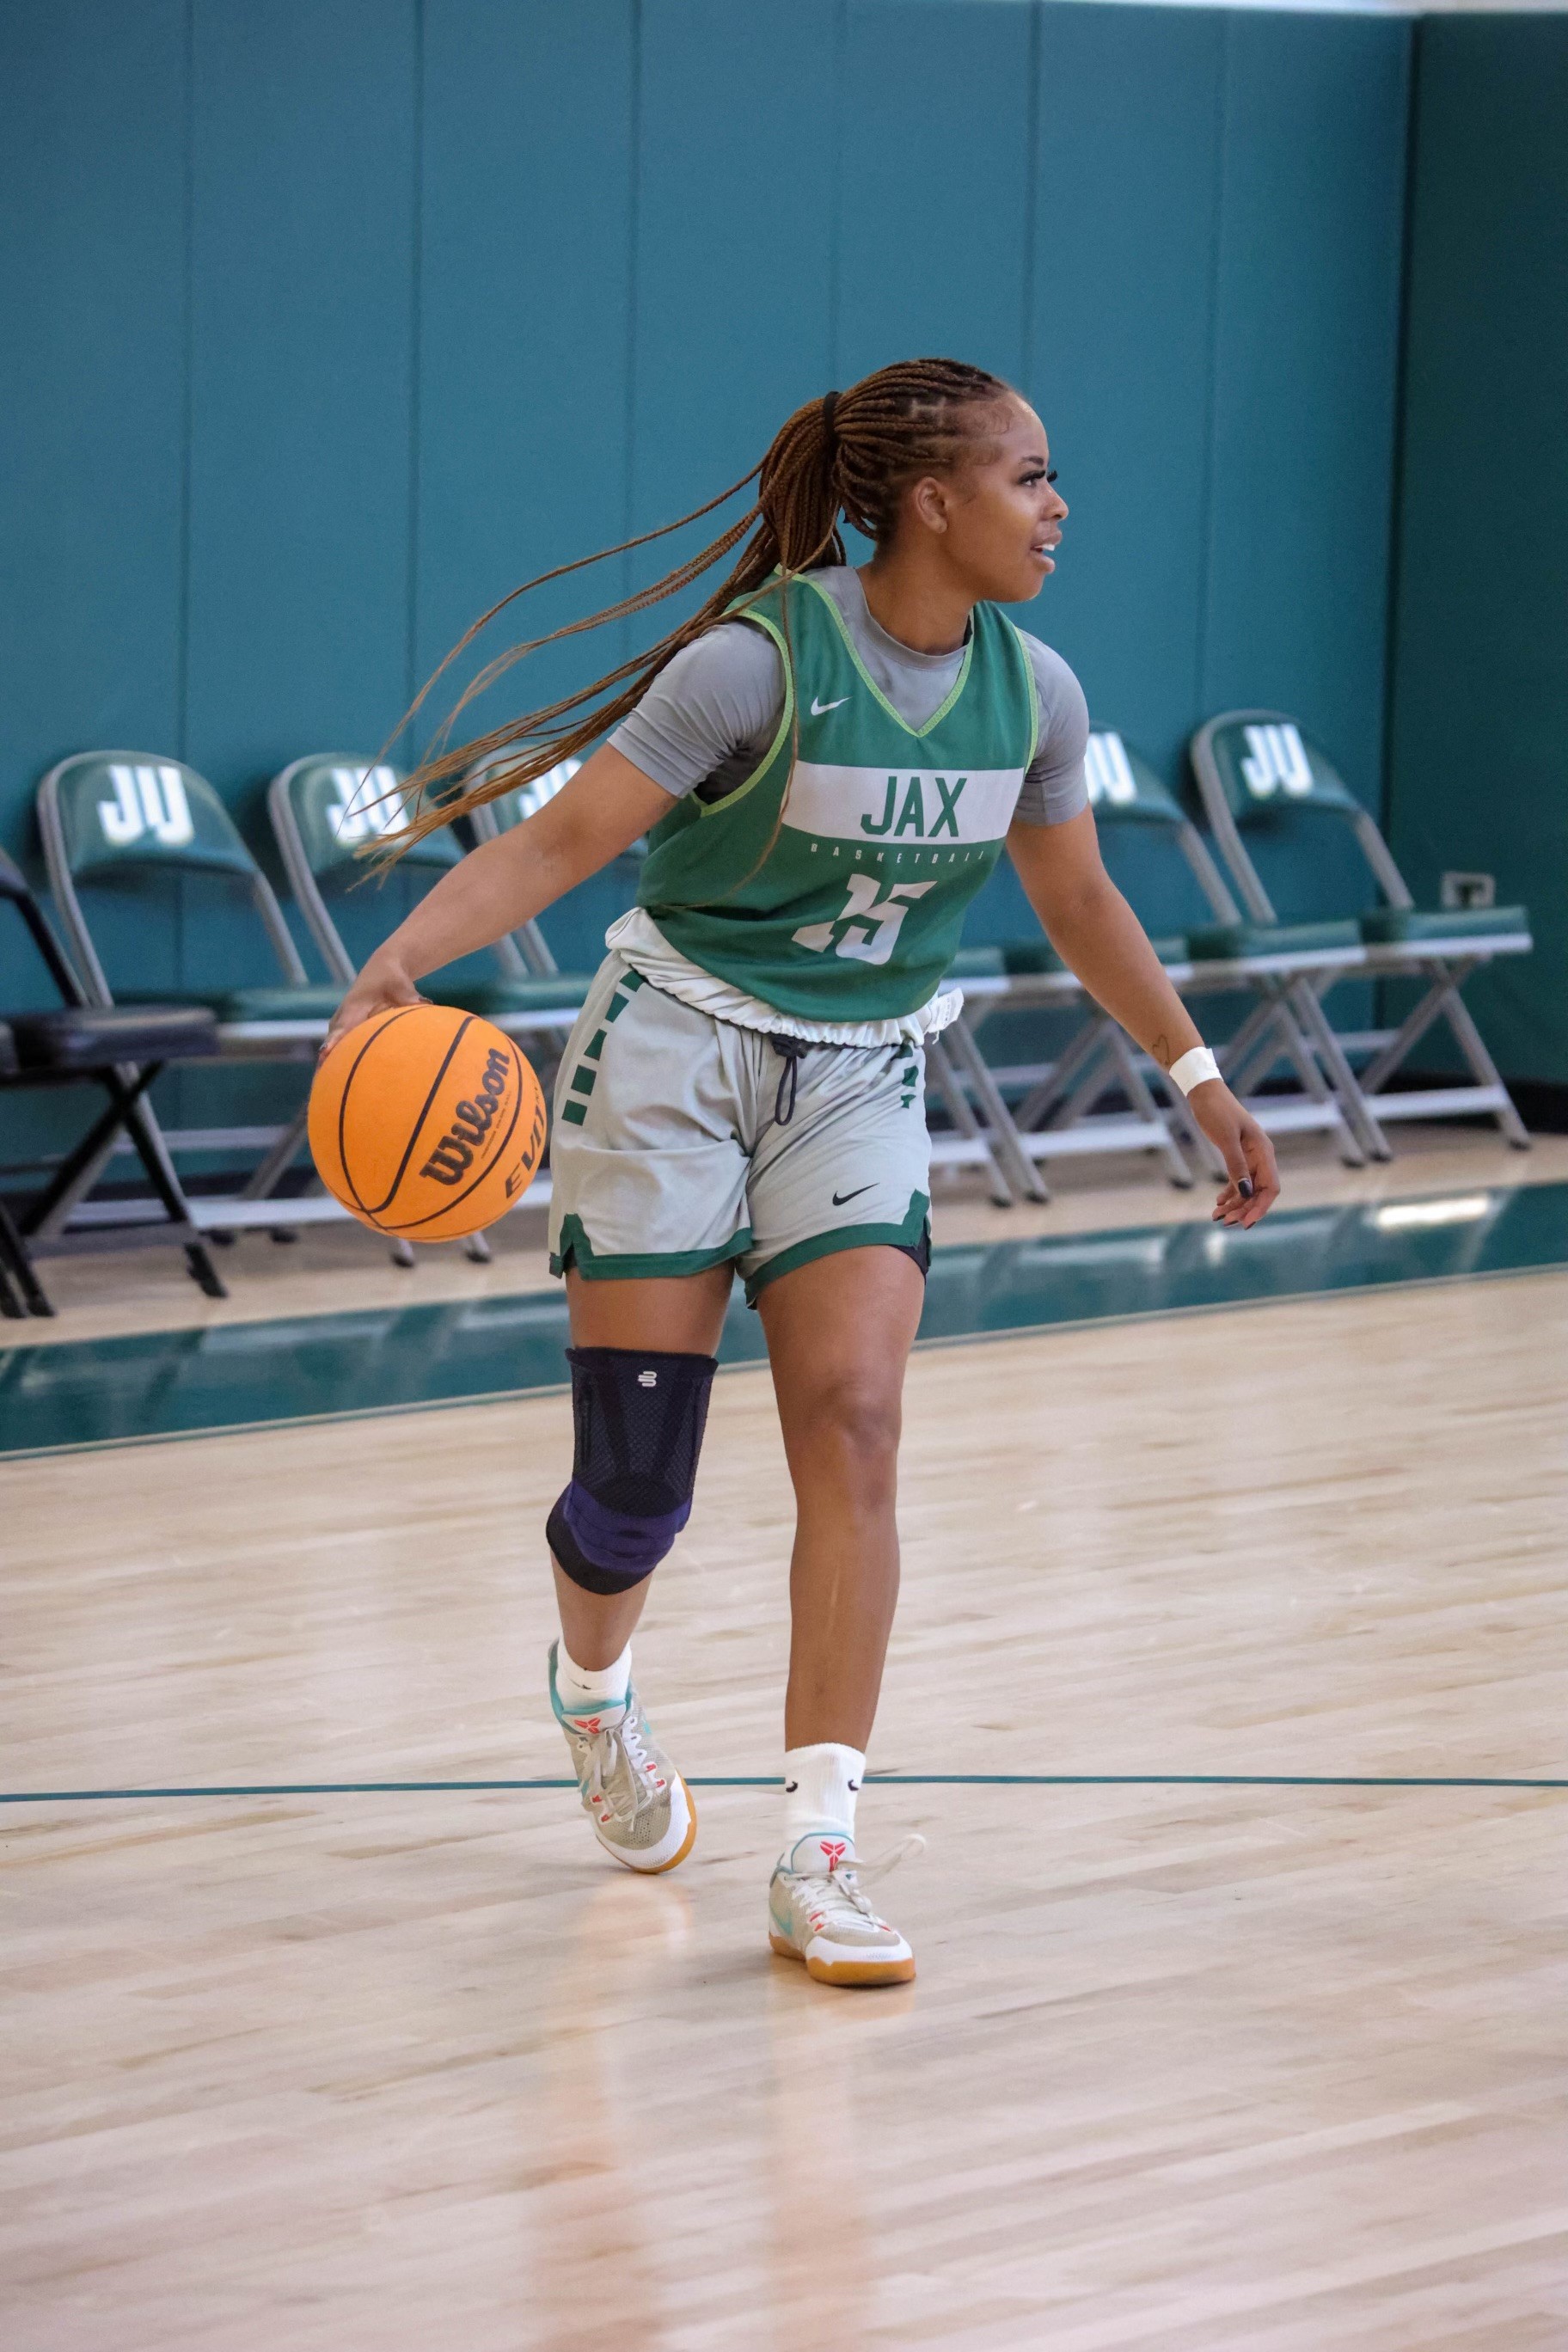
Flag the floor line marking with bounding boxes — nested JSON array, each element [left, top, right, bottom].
[[1, 1773, 1562, 1804]]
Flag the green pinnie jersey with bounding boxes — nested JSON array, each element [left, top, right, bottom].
[[636, 573, 1039, 1020]]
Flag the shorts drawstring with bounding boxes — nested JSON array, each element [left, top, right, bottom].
[[770, 1035, 811, 1127]]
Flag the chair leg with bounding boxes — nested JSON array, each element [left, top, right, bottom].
[[1106, 1032, 1194, 1187], [939, 1020, 1048, 1204], [114, 1082, 229, 1300], [1217, 995, 1294, 1099], [1277, 992, 1367, 1167], [241, 1104, 310, 1201], [1288, 978, 1393, 1161], [464, 1231, 493, 1265], [1356, 972, 1449, 1095], [19, 1080, 148, 1237], [1222, 985, 1365, 1167], [1436, 979, 1532, 1148], [926, 1035, 1021, 1207], [1014, 1017, 1106, 1134], [1357, 962, 1531, 1150], [0, 1197, 56, 1316]]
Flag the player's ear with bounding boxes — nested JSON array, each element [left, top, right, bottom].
[[910, 475, 949, 536]]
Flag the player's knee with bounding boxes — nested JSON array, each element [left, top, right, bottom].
[[546, 1344, 717, 1596], [797, 1371, 903, 1486]]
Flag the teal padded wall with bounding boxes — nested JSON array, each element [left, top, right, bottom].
[[185, 0, 419, 788], [0, 1, 191, 1012], [1387, 14, 1568, 1086], [418, 0, 638, 973], [2, 0, 1415, 1153]]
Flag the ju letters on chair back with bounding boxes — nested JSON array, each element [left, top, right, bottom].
[[1204, 717, 1360, 822], [1083, 731, 1185, 828], [96, 762, 195, 850], [1239, 723, 1314, 802], [1085, 731, 1139, 809], [54, 755, 257, 882], [283, 760, 459, 883], [323, 764, 408, 846]]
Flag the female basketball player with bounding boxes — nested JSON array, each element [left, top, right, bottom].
[[325, 359, 1279, 1987]]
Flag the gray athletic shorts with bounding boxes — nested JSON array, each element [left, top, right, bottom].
[[547, 955, 931, 1304]]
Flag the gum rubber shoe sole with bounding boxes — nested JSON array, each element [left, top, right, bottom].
[[769, 1931, 916, 1987], [595, 1776, 698, 1875]]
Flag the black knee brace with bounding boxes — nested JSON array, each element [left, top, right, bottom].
[[547, 1346, 718, 1596]]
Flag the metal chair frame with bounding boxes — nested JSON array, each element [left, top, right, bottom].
[[0, 848, 227, 1308], [1190, 711, 1530, 1151], [35, 752, 346, 1240], [949, 728, 1370, 1195]]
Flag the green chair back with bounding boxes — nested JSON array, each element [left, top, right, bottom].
[[1196, 715, 1361, 823], [268, 755, 526, 989], [50, 755, 259, 884], [275, 759, 461, 888], [1190, 708, 1409, 928], [39, 751, 308, 1001], [1083, 730, 1186, 827]]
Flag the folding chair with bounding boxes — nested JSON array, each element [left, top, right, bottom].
[[37, 752, 346, 1238], [267, 756, 588, 1026], [0, 846, 224, 1310], [1191, 713, 1531, 1149], [948, 728, 1368, 1192], [269, 758, 594, 1237]]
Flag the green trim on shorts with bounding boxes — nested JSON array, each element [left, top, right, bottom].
[[550, 1212, 753, 1283], [744, 1191, 931, 1306]]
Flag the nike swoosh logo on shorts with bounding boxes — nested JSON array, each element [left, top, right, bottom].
[[832, 1184, 873, 1207], [811, 695, 849, 716]]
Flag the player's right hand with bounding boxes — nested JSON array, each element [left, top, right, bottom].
[[319, 959, 427, 1063]]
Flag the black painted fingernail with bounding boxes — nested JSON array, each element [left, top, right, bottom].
[[1238, 1177, 1254, 1199]]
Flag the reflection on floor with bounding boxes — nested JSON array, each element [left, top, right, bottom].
[[4, 1179, 1568, 1456]]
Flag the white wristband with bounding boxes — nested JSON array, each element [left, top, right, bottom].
[[1169, 1045, 1222, 1097]]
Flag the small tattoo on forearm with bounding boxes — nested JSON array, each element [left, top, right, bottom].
[[1152, 1033, 1173, 1070]]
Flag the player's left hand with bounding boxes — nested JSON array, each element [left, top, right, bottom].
[[1188, 1080, 1280, 1228]]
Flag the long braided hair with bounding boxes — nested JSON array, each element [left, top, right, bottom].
[[386, 357, 1014, 854]]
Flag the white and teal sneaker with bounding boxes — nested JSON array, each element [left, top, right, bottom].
[[769, 1832, 922, 1987], [548, 1640, 696, 1874]]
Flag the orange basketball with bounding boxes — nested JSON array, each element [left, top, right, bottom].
[[309, 1004, 547, 1241]]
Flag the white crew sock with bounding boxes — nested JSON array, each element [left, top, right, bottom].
[[554, 1638, 632, 1718], [782, 1743, 866, 1858]]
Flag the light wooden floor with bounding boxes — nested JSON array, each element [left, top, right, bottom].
[[3, 1253, 1566, 2347]]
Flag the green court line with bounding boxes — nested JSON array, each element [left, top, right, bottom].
[[2, 1773, 1562, 1803]]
